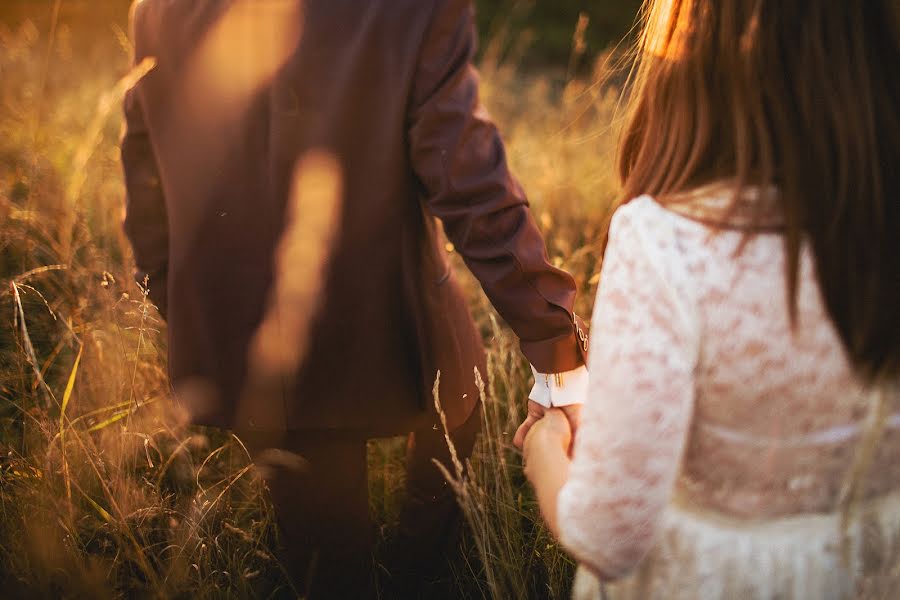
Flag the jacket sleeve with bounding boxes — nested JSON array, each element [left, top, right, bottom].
[[121, 4, 169, 318], [407, 0, 585, 372]]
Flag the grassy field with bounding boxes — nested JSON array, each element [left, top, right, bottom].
[[0, 8, 623, 599]]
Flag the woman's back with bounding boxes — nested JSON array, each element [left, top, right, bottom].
[[664, 190, 900, 519], [558, 192, 900, 599]]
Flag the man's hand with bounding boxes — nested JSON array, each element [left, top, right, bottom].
[[513, 400, 581, 450]]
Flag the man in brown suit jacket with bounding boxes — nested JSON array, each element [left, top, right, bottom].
[[122, 0, 587, 596]]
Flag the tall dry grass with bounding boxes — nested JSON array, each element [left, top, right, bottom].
[[0, 13, 621, 599]]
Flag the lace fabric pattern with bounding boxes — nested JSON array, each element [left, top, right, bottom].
[[557, 195, 900, 592]]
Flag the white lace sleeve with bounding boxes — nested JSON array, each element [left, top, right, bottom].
[[557, 198, 700, 579]]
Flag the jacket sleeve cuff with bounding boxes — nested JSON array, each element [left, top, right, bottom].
[[520, 314, 589, 373], [528, 365, 589, 408]]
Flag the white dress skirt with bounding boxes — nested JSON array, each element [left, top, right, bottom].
[[571, 492, 900, 600]]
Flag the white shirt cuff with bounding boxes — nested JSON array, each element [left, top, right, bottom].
[[527, 365, 589, 408]]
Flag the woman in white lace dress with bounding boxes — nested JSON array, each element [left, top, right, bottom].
[[521, 1, 900, 599]]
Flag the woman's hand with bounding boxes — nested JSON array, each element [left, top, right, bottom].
[[514, 402, 581, 450], [521, 408, 573, 538], [523, 408, 573, 464]]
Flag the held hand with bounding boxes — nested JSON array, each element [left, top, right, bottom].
[[513, 400, 546, 450], [523, 408, 573, 469], [513, 401, 581, 450]]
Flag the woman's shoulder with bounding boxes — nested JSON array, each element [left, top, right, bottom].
[[609, 193, 725, 241], [607, 195, 682, 243], [606, 184, 785, 272], [603, 196, 704, 308], [604, 187, 787, 299], [606, 194, 705, 260], [620, 182, 784, 233]]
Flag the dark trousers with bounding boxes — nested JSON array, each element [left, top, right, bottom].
[[244, 405, 481, 599]]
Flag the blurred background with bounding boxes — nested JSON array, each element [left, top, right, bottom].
[[0, 0, 642, 68]]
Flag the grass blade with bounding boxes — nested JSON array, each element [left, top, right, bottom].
[[59, 344, 83, 429]]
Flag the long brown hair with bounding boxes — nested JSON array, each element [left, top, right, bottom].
[[618, 0, 900, 382]]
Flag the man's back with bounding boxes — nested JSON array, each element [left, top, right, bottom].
[[123, 0, 583, 434], [122, 2, 588, 594]]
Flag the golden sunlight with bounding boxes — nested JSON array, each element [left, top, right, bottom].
[[642, 0, 692, 59], [183, 0, 302, 122], [237, 151, 343, 429]]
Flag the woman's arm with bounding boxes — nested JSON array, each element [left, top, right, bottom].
[[523, 409, 572, 538], [526, 199, 700, 580]]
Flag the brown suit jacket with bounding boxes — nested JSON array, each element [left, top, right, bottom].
[[121, 0, 585, 435]]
